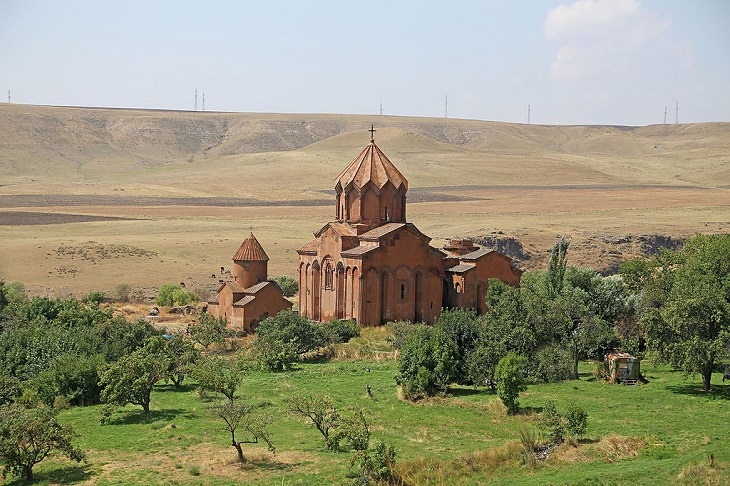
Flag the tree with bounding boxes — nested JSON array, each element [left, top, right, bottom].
[[190, 314, 229, 348], [494, 352, 527, 415], [289, 393, 341, 450], [164, 334, 200, 389], [207, 400, 274, 463], [191, 355, 243, 401], [99, 338, 171, 414], [156, 284, 198, 307], [253, 310, 324, 371], [435, 308, 481, 385], [273, 276, 298, 298], [640, 234, 730, 391], [0, 281, 25, 306], [547, 236, 570, 297], [0, 404, 85, 480], [395, 326, 458, 399]]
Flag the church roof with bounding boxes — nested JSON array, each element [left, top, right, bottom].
[[335, 142, 408, 193], [233, 295, 256, 306], [314, 221, 358, 238], [244, 280, 271, 294], [233, 233, 269, 262], [460, 247, 494, 261], [341, 244, 380, 257], [447, 263, 476, 274], [296, 238, 319, 255], [359, 222, 407, 240]]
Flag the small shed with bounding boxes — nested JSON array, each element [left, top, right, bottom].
[[606, 352, 640, 384]]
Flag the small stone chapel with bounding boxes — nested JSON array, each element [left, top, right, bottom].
[[207, 232, 292, 332], [297, 128, 522, 326]]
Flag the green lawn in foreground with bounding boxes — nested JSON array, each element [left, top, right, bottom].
[[7, 355, 729, 485]]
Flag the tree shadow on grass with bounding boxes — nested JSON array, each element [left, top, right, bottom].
[[5, 464, 91, 485], [103, 408, 191, 425], [665, 383, 730, 400], [155, 383, 196, 393]]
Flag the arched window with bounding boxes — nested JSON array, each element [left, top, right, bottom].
[[325, 262, 334, 290]]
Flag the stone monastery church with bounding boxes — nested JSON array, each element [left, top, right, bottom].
[[209, 128, 522, 330], [296, 129, 522, 326]]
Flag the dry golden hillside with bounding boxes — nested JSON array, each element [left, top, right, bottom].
[[0, 103, 728, 298]]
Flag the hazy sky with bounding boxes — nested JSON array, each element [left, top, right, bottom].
[[1, 0, 728, 125]]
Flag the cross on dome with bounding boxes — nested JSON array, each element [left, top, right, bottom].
[[369, 125, 376, 143]]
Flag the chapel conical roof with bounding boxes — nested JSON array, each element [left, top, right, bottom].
[[232, 233, 269, 261], [335, 140, 408, 193]]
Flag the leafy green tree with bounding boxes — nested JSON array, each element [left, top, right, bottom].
[[254, 310, 324, 371], [99, 338, 171, 415], [494, 352, 527, 415], [0, 376, 22, 405], [396, 326, 458, 399], [156, 284, 198, 307], [547, 236, 570, 297], [207, 400, 275, 464], [0, 281, 8, 311], [32, 353, 105, 406], [289, 393, 341, 451], [190, 314, 228, 349], [435, 308, 481, 385], [273, 276, 298, 298], [640, 234, 730, 391], [0, 281, 25, 306], [0, 404, 85, 481], [191, 355, 243, 401], [164, 334, 200, 389]]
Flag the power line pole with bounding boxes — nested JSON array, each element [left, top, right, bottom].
[[195, 88, 198, 111], [675, 101, 678, 124], [7, 89, 10, 103], [664, 106, 667, 125], [528, 104, 531, 124], [444, 95, 448, 118], [202, 92, 205, 112], [379, 101, 382, 116]]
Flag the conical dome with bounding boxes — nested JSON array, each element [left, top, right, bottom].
[[233, 233, 269, 261], [335, 142, 408, 193]]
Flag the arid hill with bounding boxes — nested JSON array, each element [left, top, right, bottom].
[[0, 103, 728, 297]]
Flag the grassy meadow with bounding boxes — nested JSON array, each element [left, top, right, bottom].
[[7, 329, 728, 486]]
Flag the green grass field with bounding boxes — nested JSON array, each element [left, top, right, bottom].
[[7, 330, 728, 486]]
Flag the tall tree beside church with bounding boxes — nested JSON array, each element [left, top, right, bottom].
[[641, 234, 730, 391], [547, 236, 570, 298]]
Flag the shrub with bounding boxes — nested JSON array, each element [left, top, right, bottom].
[[565, 404, 589, 440], [387, 320, 420, 350], [537, 401, 588, 444], [320, 319, 360, 344], [273, 276, 298, 297], [113, 283, 131, 302], [538, 400, 565, 443], [494, 352, 527, 415], [1, 281, 26, 305], [82, 291, 105, 306]]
